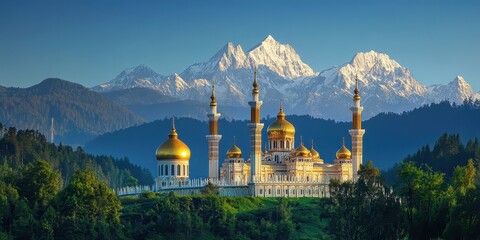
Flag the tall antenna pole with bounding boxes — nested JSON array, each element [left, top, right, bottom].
[[50, 117, 54, 143]]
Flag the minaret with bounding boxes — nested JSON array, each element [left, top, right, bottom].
[[348, 77, 366, 180], [206, 80, 222, 181], [248, 67, 264, 183]]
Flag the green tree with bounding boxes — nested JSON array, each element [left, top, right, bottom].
[[329, 160, 405, 240], [53, 170, 122, 239], [18, 160, 60, 210], [397, 161, 449, 239], [452, 159, 476, 196], [11, 199, 35, 240]]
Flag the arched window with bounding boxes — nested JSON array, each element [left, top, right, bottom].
[[269, 141, 272, 149], [165, 165, 169, 176], [171, 165, 175, 176], [177, 165, 181, 176], [281, 140, 284, 148], [160, 165, 164, 176], [275, 155, 279, 162], [183, 165, 186, 176], [286, 140, 290, 149]]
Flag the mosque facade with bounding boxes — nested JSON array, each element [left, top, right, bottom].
[[153, 69, 365, 197]]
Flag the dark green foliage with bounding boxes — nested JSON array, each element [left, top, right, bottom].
[[52, 170, 123, 239], [327, 161, 406, 240], [18, 160, 60, 209], [11, 200, 35, 239], [390, 133, 480, 239], [120, 194, 327, 240], [0, 126, 153, 188]]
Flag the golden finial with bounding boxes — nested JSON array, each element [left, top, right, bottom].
[[300, 136, 303, 146], [353, 75, 361, 101], [169, 116, 178, 138], [277, 99, 285, 118], [342, 137, 345, 146], [252, 66, 259, 94], [233, 136, 236, 146], [210, 79, 217, 106], [311, 139, 314, 149]]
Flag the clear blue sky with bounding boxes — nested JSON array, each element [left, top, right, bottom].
[[0, 0, 479, 90]]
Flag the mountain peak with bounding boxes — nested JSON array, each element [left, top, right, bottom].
[[448, 75, 473, 92], [350, 51, 401, 72], [262, 35, 277, 44], [247, 36, 315, 79], [453, 75, 467, 84], [121, 65, 160, 78]]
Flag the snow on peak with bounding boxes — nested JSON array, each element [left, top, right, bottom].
[[428, 76, 477, 104], [350, 51, 401, 72], [91, 64, 164, 92], [247, 35, 315, 79], [448, 75, 475, 97]]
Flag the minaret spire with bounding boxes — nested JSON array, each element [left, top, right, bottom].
[[252, 66, 259, 94], [206, 79, 222, 181], [248, 66, 264, 188], [210, 80, 217, 106], [349, 75, 365, 180]]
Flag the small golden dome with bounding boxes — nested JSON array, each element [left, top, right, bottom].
[[226, 136, 242, 158], [267, 102, 295, 137], [336, 138, 351, 159], [294, 137, 311, 157], [227, 145, 242, 158], [156, 119, 191, 161], [310, 140, 320, 159]]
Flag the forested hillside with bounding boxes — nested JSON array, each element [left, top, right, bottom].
[[0, 124, 153, 187], [86, 101, 480, 177], [0, 78, 143, 145]]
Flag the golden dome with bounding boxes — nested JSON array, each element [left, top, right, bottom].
[[227, 145, 242, 158], [310, 140, 320, 159], [156, 119, 191, 161], [226, 136, 242, 158], [336, 138, 351, 159], [267, 102, 295, 137], [294, 137, 311, 157]]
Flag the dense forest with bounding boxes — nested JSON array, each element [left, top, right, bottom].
[[0, 123, 153, 188], [86, 100, 480, 177], [0, 78, 143, 145]]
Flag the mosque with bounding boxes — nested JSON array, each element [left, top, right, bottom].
[[153, 69, 365, 197]]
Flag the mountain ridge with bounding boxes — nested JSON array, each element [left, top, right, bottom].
[[0, 78, 143, 145], [92, 36, 479, 121]]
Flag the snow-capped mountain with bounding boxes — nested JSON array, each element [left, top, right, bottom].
[[92, 65, 165, 92], [427, 76, 480, 104], [92, 36, 479, 121], [288, 51, 431, 120]]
